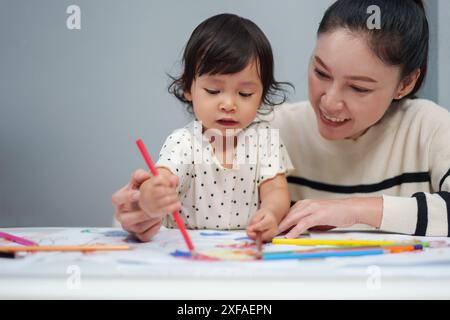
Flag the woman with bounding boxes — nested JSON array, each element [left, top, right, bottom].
[[112, 0, 450, 241]]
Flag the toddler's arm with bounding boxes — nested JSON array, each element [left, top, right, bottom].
[[246, 174, 290, 241]]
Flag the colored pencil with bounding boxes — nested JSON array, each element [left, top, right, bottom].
[[263, 249, 386, 260], [136, 139, 195, 254], [0, 231, 38, 246], [0, 245, 130, 253], [264, 244, 423, 256], [263, 244, 423, 261], [272, 238, 421, 247]]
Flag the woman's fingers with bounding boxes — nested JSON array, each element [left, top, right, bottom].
[[112, 169, 150, 209], [130, 218, 162, 234], [278, 207, 313, 233], [115, 209, 150, 229], [112, 186, 138, 208], [135, 220, 163, 242], [130, 169, 152, 189], [284, 215, 320, 238]]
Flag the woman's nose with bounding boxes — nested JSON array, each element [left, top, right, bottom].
[[322, 85, 344, 111]]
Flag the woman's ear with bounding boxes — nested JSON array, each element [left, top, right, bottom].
[[395, 69, 421, 99]]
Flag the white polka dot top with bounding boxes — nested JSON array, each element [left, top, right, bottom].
[[156, 120, 293, 230]]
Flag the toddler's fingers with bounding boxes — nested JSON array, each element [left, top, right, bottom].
[[156, 194, 180, 210], [248, 218, 270, 233], [168, 175, 179, 188], [160, 201, 182, 215], [249, 212, 265, 227], [150, 175, 174, 188], [261, 229, 277, 242], [152, 186, 178, 199]]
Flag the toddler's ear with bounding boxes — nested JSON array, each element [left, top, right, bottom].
[[184, 91, 192, 102]]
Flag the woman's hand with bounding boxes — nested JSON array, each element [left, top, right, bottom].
[[278, 197, 383, 238], [246, 208, 280, 242], [112, 169, 162, 242]]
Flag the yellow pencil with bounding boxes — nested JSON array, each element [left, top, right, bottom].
[[0, 245, 130, 253], [272, 238, 413, 247]]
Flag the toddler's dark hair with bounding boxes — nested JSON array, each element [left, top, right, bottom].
[[318, 0, 429, 100], [168, 13, 293, 113]]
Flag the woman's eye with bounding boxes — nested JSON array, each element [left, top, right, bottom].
[[239, 92, 254, 98], [204, 88, 220, 95], [314, 68, 330, 79], [351, 86, 371, 93]]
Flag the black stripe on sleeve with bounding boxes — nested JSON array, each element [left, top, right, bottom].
[[287, 172, 430, 194], [437, 191, 450, 237], [439, 168, 450, 191], [412, 192, 428, 236]]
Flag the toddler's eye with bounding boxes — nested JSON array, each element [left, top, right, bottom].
[[204, 88, 220, 95], [239, 92, 254, 98]]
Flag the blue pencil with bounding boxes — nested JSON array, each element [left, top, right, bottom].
[[262, 249, 386, 261]]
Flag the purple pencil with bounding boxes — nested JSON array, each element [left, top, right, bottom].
[[0, 231, 38, 246]]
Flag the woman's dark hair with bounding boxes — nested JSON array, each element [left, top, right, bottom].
[[168, 13, 293, 113], [318, 0, 429, 100]]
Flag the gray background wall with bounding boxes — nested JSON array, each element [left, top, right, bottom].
[[0, 0, 448, 227]]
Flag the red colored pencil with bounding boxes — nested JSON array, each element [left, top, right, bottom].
[[136, 139, 195, 253]]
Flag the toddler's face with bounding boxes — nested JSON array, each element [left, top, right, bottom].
[[184, 61, 263, 135]]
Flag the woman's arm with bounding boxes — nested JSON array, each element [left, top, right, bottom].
[[278, 197, 383, 238]]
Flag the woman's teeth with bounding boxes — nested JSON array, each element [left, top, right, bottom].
[[322, 112, 350, 123]]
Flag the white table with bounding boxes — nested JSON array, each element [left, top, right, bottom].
[[1, 228, 450, 299]]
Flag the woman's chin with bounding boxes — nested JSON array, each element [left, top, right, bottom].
[[318, 127, 347, 141]]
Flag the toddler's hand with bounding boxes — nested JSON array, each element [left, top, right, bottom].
[[246, 208, 279, 242], [139, 172, 181, 219]]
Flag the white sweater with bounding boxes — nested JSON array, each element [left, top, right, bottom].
[[269, 99, 450, 236]]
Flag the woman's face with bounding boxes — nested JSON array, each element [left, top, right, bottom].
[[308, 29, 404, 140]]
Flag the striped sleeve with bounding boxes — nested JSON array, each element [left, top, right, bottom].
[[381, 120, 450, 237]]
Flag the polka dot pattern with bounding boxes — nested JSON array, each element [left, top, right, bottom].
[[157, 120, 294, 230]]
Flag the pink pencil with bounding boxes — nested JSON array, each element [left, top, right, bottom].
[[136, 139, 196, 254], [0, 231, 39, 246]]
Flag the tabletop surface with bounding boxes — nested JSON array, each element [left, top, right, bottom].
[[1, 227, 450, 299]]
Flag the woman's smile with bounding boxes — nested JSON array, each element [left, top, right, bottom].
[[318, 107, 351, 128]]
